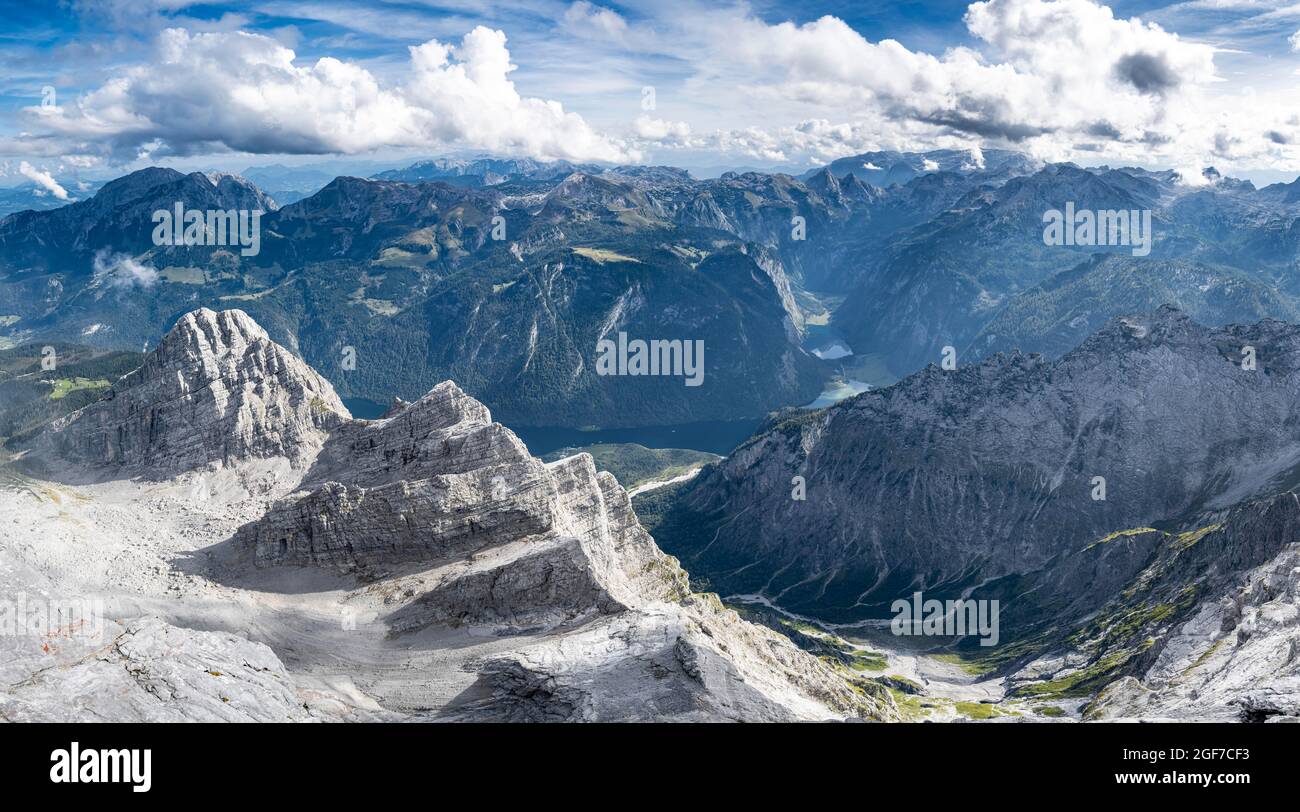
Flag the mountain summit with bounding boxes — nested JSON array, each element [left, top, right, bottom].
[[34, 308, 346, 473], [2, 308, 894, 722]]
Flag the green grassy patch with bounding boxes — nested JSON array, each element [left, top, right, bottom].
[[886, 688, 930, 721], [843, 650, 888, 672], [1172, 524, 1221, 551], [879, 674, 923, 693], [954, 701, 1016, 720], [573, 247, 639, 264], [1011, 650, 1133, 699], [1184, 637, 1226, 675], [1084, 527, 1159, 551], [930, 652, 998, 678], [372, 246, 434, 269], [159, 266, 207, 284], [47, 377, 109, 400], [309, 396, 340, 416]]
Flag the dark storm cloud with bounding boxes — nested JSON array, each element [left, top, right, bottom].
[[1113, 52, 1180, 95]]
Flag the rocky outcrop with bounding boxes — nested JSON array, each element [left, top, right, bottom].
[[227, 367, 891, 719], [1084, 539, 1300, 721], [11, 307, 893, 723], [743, 242, 805, 338], [32, 308, 346, 473], [0, 617, 312, 723], [236, 382, 682, 610], [461, 594, 889, 722], [1005, 491, 1300, 721]]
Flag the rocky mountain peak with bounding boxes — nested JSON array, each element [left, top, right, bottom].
[[234, 370, 891, 719], [195, 171, 278, 211], [32, 307, 347, 473], [839, 172, 883, 202], [91, 167, 189, 206], [805, 168, 849, 208], [539, 171, 661, 221], [1087, 303, 1193, 344], [806, 167, 840, 191], [8, 308, 893, 722], [1070, 304, 1300, 373], [168, 305, 266, 346]]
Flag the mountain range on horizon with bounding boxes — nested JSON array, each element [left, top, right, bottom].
[[5, 148, 1300, 432], [5, 146, 1300, 724]]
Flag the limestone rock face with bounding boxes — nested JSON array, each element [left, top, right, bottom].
[[227, 373, 890, 720], [995, 489, 1300, 721], [461, 594, 891, 722], [237, 382, 685, 617], [10, 307, 891, 723], [1085, 543, 1300, 722], [0, 617, 312, 723], [34, 307, 347, 473]]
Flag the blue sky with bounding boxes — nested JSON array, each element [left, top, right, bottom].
[[1, 0, 1298, 191]]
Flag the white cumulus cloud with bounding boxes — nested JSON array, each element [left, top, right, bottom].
[[717, 0, 1217, 143], [22, 26, 636, 164], [9, 0, 1298, 176], [669, 0, 1297, 173], [633, 115, 693, 143], [92, 249, 159, 288], [18, 161, 72, 201]]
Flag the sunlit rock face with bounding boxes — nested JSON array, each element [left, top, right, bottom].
[[34, 307, 347, 473], [6, 308, 894, 723]]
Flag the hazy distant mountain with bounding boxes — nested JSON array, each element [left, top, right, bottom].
[[0, 180, 104, 218], [0, 166, 825, 428], [241, 160, 405, 204], [834, 161, 1300, 378], [835, 163, 1164, 374], [5, 151, 1299, 429], [1257, 175, 1300, 205], [802, 148, 1040, 187], [0, 168, 274, 287], [372, 157, 601, 187], [970, 254, 1300, 359]]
